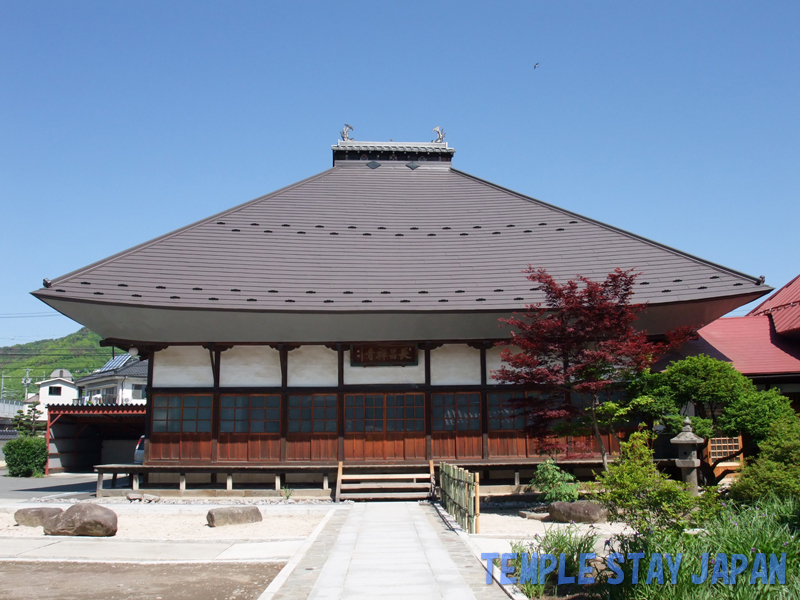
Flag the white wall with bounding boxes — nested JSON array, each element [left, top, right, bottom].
[[153, 346, 214, 387], [485, 345, 520, 384], [221, 346, 282, 387], [343, 350, 426, 385], [287, 346, 338, 387], [430, 345, 481, 385]]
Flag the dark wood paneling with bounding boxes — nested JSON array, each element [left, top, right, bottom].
[[286, 433, 337, 461]]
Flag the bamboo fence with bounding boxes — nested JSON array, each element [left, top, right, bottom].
[[438, 462, 480, 534]]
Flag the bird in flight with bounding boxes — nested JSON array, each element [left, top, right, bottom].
[[534, 63, 539, 69]]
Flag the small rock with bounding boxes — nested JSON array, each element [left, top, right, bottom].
[[548, 501, 608, 524], [126, 493, 143, 502], [206, 506, 263, 527], [143, 493, 160, 503], [518, 510, 550, 521], [44, 503, 118, 537], [14, 507, 64, 528]]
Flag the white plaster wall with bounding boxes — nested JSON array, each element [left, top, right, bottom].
[[430, 345, 481, 386], [220, 346, 282, 387], [39, 382, 79, 406], [287, 346, 338, 387], [343, 350, 426, 385], [485, 345, 520, 384], [153, 346, 214, 387]]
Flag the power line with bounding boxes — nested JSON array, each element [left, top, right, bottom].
[[0, 314, 60, 319]]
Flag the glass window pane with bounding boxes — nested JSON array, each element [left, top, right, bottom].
[[325, 421, 336, 433], [433, 419, 443, 431], [489, 419, 500, 430], [199, 396, 212, 408], [154, 396, 168, 408], [235, 408, 248, 420], [251, 408, 265, 421], [251, 396, 266, 408], [266, 396, 280, 408], [168, 408, 182, 420], [313, 421, 324, 432], [415, 407, 424, 418], [265, 408, 279, 421], [301, 408, 312, 420], [153, 408, 167, 420], [415, 421, 424, 432], [300, 421, 312, 433], [236, 396, 248, 408], [198, 408, 212, 420], [221, 396, 235, 408], [387, 420, 396, 432], [152, 421, 167, 432], [313, 407, 324, 420], [432, 394, 444, 406], [265, 421, 280, 433], [197, 421, 211, 433], [288, 422, 299, 432], [301, 396, 312, 407], [220, 421, 234, 432], [183, 408, 197, 420], [235, 420, 248, 433], [221, 408, 235, 421], [183, 396, 197, 408], [182, 420, 197, 433], [288, 408, 300, 419], [288, 396, 300, 407], [169, 397, 182, 407], [168, 421, 181, 433]]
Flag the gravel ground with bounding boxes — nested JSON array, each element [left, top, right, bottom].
[[477, 509, 628, 544], [0, 506, 324, 540], [0, 561, 283, 600]]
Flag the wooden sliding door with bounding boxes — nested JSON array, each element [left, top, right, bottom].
[[343, 393, 426, 461]]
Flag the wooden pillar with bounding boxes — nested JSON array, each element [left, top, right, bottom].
[[144, 355, 155, 464], [424, 344, 432, 460], [480, 347, 490, 460], [337, 344, 345, 462], [280, 344, 289, 462], [211, 349, 222, 463]]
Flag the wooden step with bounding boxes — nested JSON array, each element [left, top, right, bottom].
[[340, 482, 431, 490], [339, 491, 431, 500], [340, 473, 430, 481]]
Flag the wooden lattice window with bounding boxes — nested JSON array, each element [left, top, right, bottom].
[[432, 392, 481, 431], [345, 393, 424, 433], [287, 394, 337, 433], [152, 394, 212, 433], [220, 394, 280, 434], [709, 436, 742, 462], [487, 392, 540, 431]]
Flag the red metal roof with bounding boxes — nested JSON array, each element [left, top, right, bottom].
[[47, 404, 146, 416], [697, 315, 800, 376], [747, 274, 800, 337]]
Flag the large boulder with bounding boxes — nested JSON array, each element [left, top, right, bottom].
[[206, 506, 263, 527], [14, 507, 63, 528], [548, 501, 608, 524], [44, 503, 118, 537]]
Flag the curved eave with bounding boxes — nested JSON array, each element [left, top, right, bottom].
[[34, 290, 768, 344]]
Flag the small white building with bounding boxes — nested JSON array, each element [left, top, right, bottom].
[[75, 355, 148, 405], [34, 369, 80, 419]]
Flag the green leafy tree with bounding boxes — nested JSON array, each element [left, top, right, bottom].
[[528, 459, 579, 503], [595, 431, 707, 533], [729, 416, 800, 502], [716, 388, 796, 456], [12, 404, 45, 437]]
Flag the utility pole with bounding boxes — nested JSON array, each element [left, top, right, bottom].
[[22, 369, 32, 402], [1, 371, 5, 401]]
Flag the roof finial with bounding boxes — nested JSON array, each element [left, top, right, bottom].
[[341, 124, 354, 141], [432, 126, 445, 143]]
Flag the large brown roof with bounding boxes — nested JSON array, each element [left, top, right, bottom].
[[33, 161, 767, 311]]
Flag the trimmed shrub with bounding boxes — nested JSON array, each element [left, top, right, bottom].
[[4, 436, 47, 477]]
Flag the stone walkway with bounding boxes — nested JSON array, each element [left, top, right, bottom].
[[269, 502, 507, 600]]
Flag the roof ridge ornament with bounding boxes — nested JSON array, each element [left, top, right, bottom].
[[432, 126, 445, 143], [341, 124, 354, 141]]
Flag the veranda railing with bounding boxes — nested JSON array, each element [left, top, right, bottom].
[[438, 462, 480, 534]]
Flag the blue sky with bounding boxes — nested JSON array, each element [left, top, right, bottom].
[[1, 1, 798, 343]]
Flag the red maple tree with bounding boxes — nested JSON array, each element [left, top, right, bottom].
[[493, 268, 694, 470]]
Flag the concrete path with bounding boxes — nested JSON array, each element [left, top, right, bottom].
[[269, 502, 507, 600], [0, 536, 303, 562]]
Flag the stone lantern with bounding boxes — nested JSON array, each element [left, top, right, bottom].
[[670, 417, 705, 495]]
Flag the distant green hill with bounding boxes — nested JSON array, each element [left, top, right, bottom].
[[0, 328, 115, 401]]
